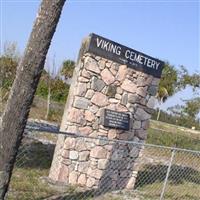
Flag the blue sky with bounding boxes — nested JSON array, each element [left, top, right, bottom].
[[1, 0, 199, 111]]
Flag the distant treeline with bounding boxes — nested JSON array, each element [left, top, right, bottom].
[[152, 109, 200, 130]]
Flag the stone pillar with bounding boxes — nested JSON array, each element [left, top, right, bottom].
[[49, 33, 164, 190]]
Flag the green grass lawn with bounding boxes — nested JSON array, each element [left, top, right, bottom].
[[7, 134, 200, 200], [147, 127, 200, 151]]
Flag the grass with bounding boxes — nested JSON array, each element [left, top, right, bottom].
[[4, 96, 200, 199], [7, 136, 200, 200], [136, 181, 200, 200], [7, 139, 60, 200], [147, 127, 200, 151]]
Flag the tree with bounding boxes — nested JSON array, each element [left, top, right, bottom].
[[45, 56, 56, 120], [168, 98, 200, 128], [156, 62, 178, 120], [0, 0, 66, 198], [177, 66, 200, 91], [0, 42, 19, 101], [60, 59, 75, 80]]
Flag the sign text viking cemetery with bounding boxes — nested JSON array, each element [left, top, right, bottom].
[[87, 33, 164, 78]]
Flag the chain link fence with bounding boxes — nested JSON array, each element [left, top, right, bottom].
[[7, 124, 200, 200]]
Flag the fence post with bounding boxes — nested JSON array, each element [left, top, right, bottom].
[[160, 149, 176, 200]]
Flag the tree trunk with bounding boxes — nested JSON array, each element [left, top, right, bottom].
[[157, 98, 163, 121], [157, 107, 161, 121], [0, 0, 66, 199], [45, 84, 51, 120]]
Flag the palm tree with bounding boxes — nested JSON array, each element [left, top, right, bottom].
[[156, 62, 177, 121], [60, 59, 75, 80], [0, 0, 66, 198], [156, 87, 169, 120]]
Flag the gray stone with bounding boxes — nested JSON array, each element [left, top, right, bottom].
[[85, 57, 100, 74], [132, 120, 141, 129], [117, 87, 123, 94], [74, 97, 90, 109], [115, 94, 121, 100], [106, 85, 117, 97], [129, 147, 140, 158], [69, 151, 79, 160], [134, 108, 151, 120], [79, 151, 90, 161], [128, 94, 139, 104], [76, 82, 87, 96], [91, 77, 105, 91], [121, 93, 128, 105], [98, 159, 108, 170], [89, 105, 99, 113], [147, 96, 157, 108], [135, 130, 147, 140], [111, 150, 124, 160], [136, 76, 147, 87], [85, 89, 94, 99], [148, 85, 158, 96], [152, 78, 160, 85]]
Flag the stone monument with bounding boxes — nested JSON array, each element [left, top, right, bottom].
[[49, 33, 164, 190]]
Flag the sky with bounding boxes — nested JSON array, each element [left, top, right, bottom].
[[1, 0, 199, 111]]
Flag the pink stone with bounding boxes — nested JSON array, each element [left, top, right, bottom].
[[137, 87, 147, 97], [101, 68, 115, 85], [115, 104, 128, 112], [82, 69, 90, 78], [90, 146, 107, 159], [79, 151, 90, 161], [94, 169, 103, 179], [91, 92, 108, 107], [64, 138, 76, 149], [62, 150, 69, 158], [78, 77, 89, 83], [110, 67, 117, 76], [85, 110, 95, 122], [78, 174, 87, 186], [78, 162, 89, 173], [121, 79, 137, 93], [86, 177, 96, 188], [116, 65, 127, 82], [58, 164, 69, 182], [79, 126, 93, 135], [69, 171, 79, 184], [126, 177, 136, 189], [87, 168, 103, 179], [76, 140, 88, 151], [67, 108, 86, 125], [108, 129, 117, 139], [66, 126, 77, 133]]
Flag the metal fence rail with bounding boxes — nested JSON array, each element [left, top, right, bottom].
[[7, 126, 200, 200]]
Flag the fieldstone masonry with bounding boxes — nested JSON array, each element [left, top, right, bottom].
[[49, 34, 163, 191]]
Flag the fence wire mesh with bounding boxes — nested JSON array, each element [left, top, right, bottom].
[[7, 129, 200, 200]]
